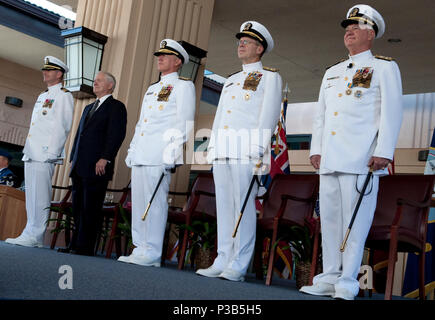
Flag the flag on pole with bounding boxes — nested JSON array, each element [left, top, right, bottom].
[[257, 84, 293, 280], [270, 88, 291, 178]]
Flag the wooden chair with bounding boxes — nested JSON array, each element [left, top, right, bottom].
[[254, 174, 320, 286], [96, 182, 131, 258], [165, 172, 216, 270], [49, 185, 73, 249], [365, 174, 435, 300]]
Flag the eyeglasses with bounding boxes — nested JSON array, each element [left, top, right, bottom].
[[237, 39, 258, 47]]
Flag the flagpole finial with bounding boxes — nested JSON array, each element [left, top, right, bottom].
[[284, 83, 289, 94]]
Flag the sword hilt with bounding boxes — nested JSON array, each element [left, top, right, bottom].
[[232, 212, 243, 238], [340, 228, 351, 252], [141, 202, 151, 221]]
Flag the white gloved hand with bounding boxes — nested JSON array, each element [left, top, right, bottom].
[[249, 144, 264, 160], [125, 155, 132, 168], [163, 163, 175, 174]]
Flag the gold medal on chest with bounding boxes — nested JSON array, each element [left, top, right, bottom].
[[243, 72, 263, 91], [157, 85, 174, 102], [43, 99, 55, 109], [352, 67, 373, 89]]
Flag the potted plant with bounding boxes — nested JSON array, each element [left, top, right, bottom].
[[116, 203, 133, 254], [274, 217, 321, 289], [179, 217, 217, 270], [46, 205, 75, 248]]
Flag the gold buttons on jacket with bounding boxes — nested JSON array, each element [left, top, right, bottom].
[[244, 93, 250, 101], [144, 118, 148, 123], [338, 93, 343, 97], [227, 110, 232, 114], [334, 112, 338, 116], [148, 106, 152, 109], [344, 77, 348, 81], [159, 105, 164, 110], [331, 131, 336, 136], [232, 96, 236, 100], [224, 125, 229, 129]]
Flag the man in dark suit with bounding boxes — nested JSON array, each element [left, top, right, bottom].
[[62, 71, 127, 256]]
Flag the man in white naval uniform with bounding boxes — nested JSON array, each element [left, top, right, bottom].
[[300, 5, 403, 300], [196, 21, 282, 281], [6, 56, 74, 248], [118, 39, 195, 266]]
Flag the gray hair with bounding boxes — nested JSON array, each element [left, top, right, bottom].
[[99, 71, 117, 92]]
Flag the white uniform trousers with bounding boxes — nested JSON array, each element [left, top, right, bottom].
[[212, 162, 258, 275], [313, 172, 379, 295], [130, 165, 170, 260], [22, 161, 55, 243]]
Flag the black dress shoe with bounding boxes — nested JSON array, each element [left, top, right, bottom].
[[57, 247, 72, 253]]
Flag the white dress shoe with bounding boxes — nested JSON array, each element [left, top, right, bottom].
[[299, 282, 335, 297], [219, 269, 245, 282], [196, 265, 223, 278], [117, 254, 160, 267], [5, 234, 43, 248], [117, 255, 131, 263], [333, 287, 355, 300]]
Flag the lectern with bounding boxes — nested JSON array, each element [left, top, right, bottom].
[[0, 185, 27, 240]]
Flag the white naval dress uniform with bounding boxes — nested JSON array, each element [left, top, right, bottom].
[[21, 83, 74, 244], [207, 61, 282, 275], [309, 49, 403, 295], [125, 72, 196, 260]]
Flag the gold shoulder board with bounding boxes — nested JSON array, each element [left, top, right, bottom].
[[61, 87, 70, 93], [178, 76, 191, 81], [326, 59, 346, 70], [375, 55, 394, 61], [263, 66, 279, 72], [227, 70, 242, 77]]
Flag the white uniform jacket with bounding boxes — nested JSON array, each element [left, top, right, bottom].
[[207, 61, 282, 162], [22, 83, 74, 163], [310, 50, 403, 174], [126, 72, 196, 167]]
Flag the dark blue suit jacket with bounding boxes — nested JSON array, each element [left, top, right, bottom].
[[70, 96, 127, 180]]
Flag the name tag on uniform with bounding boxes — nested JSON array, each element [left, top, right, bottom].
[[327, 76, 339, 80], [352, 67, 373, 88], [243, 72, 263, 91], [146, 92, 154, 96], [225, 82, 234, 88]]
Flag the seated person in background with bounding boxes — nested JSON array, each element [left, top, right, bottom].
[[0, 150, 17, 187]]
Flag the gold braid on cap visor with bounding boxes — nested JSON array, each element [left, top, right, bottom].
[[347, 16, 375, 27], [42, 64, 63, 71], [240, 31, 264, 42], [157, 48, 180, 56]]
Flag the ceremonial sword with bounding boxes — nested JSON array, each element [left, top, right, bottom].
[[232, 162, 262, 238], [340, 169, 373, 252]]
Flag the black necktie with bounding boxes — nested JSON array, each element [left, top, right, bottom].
[[85, 99, 100, 124]]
